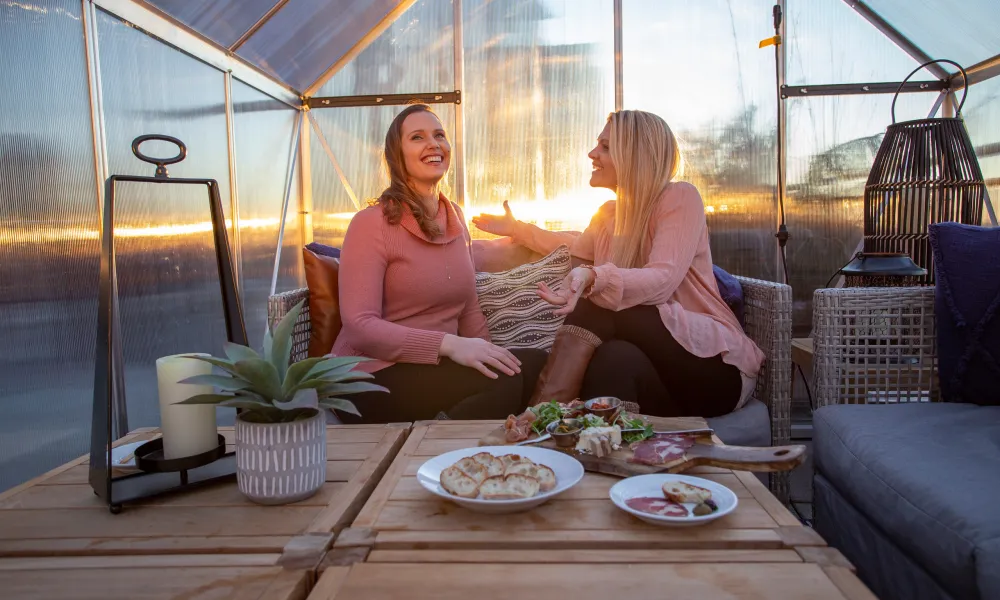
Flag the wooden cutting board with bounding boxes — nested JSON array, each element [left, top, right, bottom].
[[478, 415, 806, 479]]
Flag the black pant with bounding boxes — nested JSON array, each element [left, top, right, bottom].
[[566, 299, 741, 418], [339, 348, 548, 424]]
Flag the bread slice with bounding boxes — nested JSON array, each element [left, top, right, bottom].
[[662, 481, 712, 504], [454, 457, 488, 484], [504, 461, 557, 492], [471, 452, 505, 477], [479, 475, 515, 500], [479, 474, 541, 500], [440, 466, 480, 498], [500, 454, 532, 470]]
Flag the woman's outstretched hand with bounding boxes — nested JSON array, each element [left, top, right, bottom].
[[439, 334, 522, 379], [471, 201, 517, 237], [536, 266, 596, 316]]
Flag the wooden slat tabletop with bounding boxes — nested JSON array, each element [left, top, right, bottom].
[[342, 420, 824, 557], [0, 423, 409, 561], [0, 554, 311, 600], [308, 562, 877, 600]]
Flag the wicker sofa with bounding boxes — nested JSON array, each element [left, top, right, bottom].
[[810, 286, 1000, 600], [268, 274, 794, 502]]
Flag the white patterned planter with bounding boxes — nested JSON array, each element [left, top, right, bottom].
[[234, 410, 326, 505]]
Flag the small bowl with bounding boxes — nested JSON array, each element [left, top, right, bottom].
[[546, 418, 582, 448], [584, 396, 622, 423]]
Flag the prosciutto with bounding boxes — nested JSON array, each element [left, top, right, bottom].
[[503, 409, 537, 443], [629, 434, 695, 466], [625, 497, 689, 517]]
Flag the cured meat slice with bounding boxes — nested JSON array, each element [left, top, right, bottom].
[[625, 496, 689, 517], [629, 434, 695, 466]]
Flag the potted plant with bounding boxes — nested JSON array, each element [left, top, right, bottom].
[[177, 300, 385, 505]]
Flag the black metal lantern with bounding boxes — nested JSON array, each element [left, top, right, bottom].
[[859, 59, 986, 286]]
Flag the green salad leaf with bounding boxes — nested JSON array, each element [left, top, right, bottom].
[[529, 400, 565, 435], [618, 413, 655, 443]]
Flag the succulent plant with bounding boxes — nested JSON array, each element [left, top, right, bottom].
[[176, 300, 386, 423]]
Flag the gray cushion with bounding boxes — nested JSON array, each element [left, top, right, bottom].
[[707, 398, 771, 447], [814, 403, 1000, 600]]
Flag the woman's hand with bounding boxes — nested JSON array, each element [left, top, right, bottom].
[[471, 200, 517, 237], [536, 266, 596, 316], [439, 334, 522, 379]]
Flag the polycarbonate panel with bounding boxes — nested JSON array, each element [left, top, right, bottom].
[[863, 0, 1000, 68], [463, 0, 615, 237], [232, 80, 303, 349], [97, 10, 236, 431], [0, 0, 98, 493], [238, 0, 402, 92], [623, 0, 777, 281], [785, 93, 936, 332], [963, 77, 1000, 224], [310, 104, 457, 247], [317, 0, 453, 97], [143, 0, 278, 49], [787, 0, 924, 85]]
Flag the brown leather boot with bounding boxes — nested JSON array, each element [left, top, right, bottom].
[[529, 325, 603, 406]]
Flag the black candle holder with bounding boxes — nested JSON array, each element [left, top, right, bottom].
[[89, 135, 247, 514]]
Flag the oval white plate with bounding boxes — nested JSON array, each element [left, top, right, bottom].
[[417, 445, 584, 514], [609, 474, 738, 527]]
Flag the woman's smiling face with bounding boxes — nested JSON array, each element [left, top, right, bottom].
[[588, 121, 617, 190], [400, 110, 451, 188]]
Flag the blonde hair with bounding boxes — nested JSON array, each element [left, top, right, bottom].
[[607, 110, 682, 268]]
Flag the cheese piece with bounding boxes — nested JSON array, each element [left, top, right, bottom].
[[575, 426, 622, 454]]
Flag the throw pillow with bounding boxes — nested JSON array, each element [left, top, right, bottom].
[[929, 222, 1000, 406], [712, 264, 745, 329], [305, 241, 340, 259], [302, 246, 342, 357], [475, 245, 572, 350]]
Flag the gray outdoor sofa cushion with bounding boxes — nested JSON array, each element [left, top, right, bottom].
[[707, 398, 771, 448], [814, 403, 1000, 600]]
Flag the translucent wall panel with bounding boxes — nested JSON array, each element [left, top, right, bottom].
[[318, 0, 453, 97], [463, 0, 616, 236], [787, 0, 923, 85], [0, 0, 98, 493], [144, 0, 277, 48], [863, 0, 1000, 68], [964, 77, 1000, 224], [310, 104, 457, 247], [785, 93, 936, 332], [239, 0, 402, 92], [97, 10, 235, 430], [623, 0, 777, 281], [232, 80, 302, 349]]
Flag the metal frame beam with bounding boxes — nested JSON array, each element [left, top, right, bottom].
[[308, 91, 461, 109], [94, 0, 301, 107], [776, 0, 787, 284], [305, 0, 419, 97], [842, 0, 951, 80], [613, 0, 623, 111], [781, 80, 947, 97], [229, 0, 290, 53], [949, 52, 1000, 89], [223, 72, 243, 299], [453, 0, 467, 206]]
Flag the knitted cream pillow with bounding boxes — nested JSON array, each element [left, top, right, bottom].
[[475, 245, 571, 350]]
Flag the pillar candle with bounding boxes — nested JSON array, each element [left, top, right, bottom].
[[156, 353, 219, 459]]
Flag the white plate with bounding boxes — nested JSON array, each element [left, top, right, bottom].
[[417, 445, 584, 514], [609, 474, 738, 527], [109, 441, 145, 468]]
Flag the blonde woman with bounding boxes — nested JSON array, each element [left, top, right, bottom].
[[473, 110, 764, 417]]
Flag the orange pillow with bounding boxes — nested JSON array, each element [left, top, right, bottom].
[[302, 247, 342, 357]]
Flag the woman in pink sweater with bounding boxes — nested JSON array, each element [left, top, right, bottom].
[[473, 110, 764, 418], [332, 104, 547, 423]]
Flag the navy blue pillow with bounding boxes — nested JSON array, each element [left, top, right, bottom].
[[305, 242, 340, 259], [929, 222, 1000, 406], [713, 264, 745, 329]]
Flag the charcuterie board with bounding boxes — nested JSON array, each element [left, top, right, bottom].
[[478, 414, 806, 479]]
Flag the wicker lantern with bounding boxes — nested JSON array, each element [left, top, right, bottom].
[[860, 59, 985, 285]]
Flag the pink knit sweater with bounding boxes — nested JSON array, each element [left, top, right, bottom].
[[510, 181, 765, 387], [332, 195, 490, 373]]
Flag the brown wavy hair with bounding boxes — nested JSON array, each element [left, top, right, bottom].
[[375, 104, 444, 239]]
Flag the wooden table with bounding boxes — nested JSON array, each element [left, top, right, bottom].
[[0, 554, 311, 600], [308, 562, 876, 600], [332, 420, 829, 564], [0, 423, 408, 567]]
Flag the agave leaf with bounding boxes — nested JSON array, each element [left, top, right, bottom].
[[281, 357, 328, 397], [223, 341, 259, 363], [180, 355, 240, 376], [177, 374, 252, 392], [318, 397, 362, 417], [232, 358, 283, 401], [274, 388, 318, 411], [269, 300, 304, 382], [316, 381, 389, 396], [262, 328, 273, 363], [303, 356, 371, 379], [176, 393, 237, 405], [219, 398, 273, 411]]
